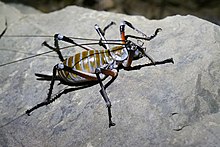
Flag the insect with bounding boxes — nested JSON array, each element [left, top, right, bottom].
[[0, 20, 174, 128]]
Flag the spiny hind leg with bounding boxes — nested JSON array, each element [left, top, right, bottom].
[[26, 64, 59, 115], [26, 63, 98, 116]]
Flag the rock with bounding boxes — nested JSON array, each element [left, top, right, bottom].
[[0, 1, 220, 147], [8, 3, 41, 14]]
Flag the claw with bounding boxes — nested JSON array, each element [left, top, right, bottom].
[[163, 58, 174, 64], [170, 58, 174, 64], [109, 122, 116, 128], [26, 110, 31, 116]]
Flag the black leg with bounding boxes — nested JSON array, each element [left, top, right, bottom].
[[137, 46, 156, 65], [26, 63, 100, 116], [95, 21, 116, 37], [125, 28, 162, 41], [95, 21, 116, 50], [46, 64, 58, 101], [26, 64, 58, 115], [42, 41, 65, 62], [124, 58, 174, 71], [54, 34, 92, 50], [95, 68, 116, 127], [25, 83, 97, 116], [120, 20, 161, 41], [103, 21, 116, 35]]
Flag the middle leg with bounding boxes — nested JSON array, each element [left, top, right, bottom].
[[95, 68, 118, 127]]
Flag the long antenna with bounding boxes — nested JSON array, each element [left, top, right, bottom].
[[0, 50, 53, 67], [2, 35, 124, 42], [0, 42, 125, 67]]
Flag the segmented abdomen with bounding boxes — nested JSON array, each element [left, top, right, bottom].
[[58, 49, 113, 83]]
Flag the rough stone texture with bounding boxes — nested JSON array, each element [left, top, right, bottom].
[[0, 2, 220, 147]]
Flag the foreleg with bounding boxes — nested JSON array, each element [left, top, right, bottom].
[[138, 46, 156, 65], [124, 58, 174, 71]]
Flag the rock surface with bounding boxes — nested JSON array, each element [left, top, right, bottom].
[[0, 2, 220, 147]]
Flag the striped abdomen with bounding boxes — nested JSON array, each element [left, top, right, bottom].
[[58, 49, 114, 83]]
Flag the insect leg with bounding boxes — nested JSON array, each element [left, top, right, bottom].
[[54, 34, 94, 51], [95, 68, 118, 128], [94, 24, 109, 49], [122, 48, 136, 68], [42, 41, 65, 62], [26, 64, 59, 115], [122, 45, 156, 68], [103, 21, 116, 34], [95, 21, 116, 38], [120, 21, 126, 44], [138, 47, 156, 64], [120, 20, 162, 41], [42, 34, 94, 61], [26, 63, 100, 115], [46, 64, 59, 101], [123, 58, 174, 71], [94, 21, 116, 50], [125, 28, 162, 41], [103, 72, 118, 90]]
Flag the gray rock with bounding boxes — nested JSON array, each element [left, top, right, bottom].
[[8, 3, 41, 14], [0, 1, 220, 147]]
